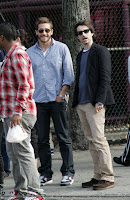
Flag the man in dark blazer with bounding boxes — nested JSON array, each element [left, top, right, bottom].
[[72, 20, 115, 190]]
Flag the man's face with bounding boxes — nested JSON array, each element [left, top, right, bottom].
[[76, 25, 93, 45], [0, 35, 4, 49], [35, 23, 53, 44]]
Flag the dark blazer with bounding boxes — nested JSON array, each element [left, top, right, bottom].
[[72, 42, 115, 108]]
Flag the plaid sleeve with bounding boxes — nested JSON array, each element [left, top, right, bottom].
[[12, 51, 33, 114]]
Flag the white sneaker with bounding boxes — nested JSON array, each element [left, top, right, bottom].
[[60, 176, 74, 186], [40, 176, 53, 186], [25, 190, 45, 200], [8, 190, 18, 200], [25, 197, 44, 200]]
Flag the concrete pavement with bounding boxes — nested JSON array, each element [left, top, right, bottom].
[[3, 144, 130, 200]]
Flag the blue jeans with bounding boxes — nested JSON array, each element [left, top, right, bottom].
[[36, 101, 75, 178], [1, 131, 11, 174], [121, 128, 130, 162], [0, 121, 4, 174]]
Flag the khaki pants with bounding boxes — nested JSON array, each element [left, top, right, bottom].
[[4, 114, 44, 195], [76, 103, 114, 182]]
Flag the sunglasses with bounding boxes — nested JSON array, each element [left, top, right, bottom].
[[77, 29, 90, 36], [38, 29, 51, 33]]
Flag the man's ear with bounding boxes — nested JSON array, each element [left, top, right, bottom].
[[35, 30, 38, 36], [51, 29, 53, 36], [0, 35, 4, 41]]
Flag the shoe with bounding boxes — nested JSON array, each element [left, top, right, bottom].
[[82, 178, 99, 188], [25, 190, 45, 200], [8, 190, 18, 200], [25, 198, 44, 200], [60, 176, 74, 186], [40, 176, 53, 186], [0, 185, 5, 200], [51, 148, 54, 156], [93, 180, 114, 190], [113, 157, 130, 166], [4, 171, 10, 178]]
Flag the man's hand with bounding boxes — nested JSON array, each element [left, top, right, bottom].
[[11, 114, 22, 128], [56, 95, 64, 102], [95, 103, 103, 113]]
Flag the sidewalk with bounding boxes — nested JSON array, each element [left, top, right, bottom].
[[4, 144, 130, 200]]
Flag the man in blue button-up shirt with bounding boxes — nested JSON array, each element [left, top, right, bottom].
[[27, 17, 75, 186]]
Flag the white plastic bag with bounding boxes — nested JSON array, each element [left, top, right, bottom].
[[6, 124, 28, 143]]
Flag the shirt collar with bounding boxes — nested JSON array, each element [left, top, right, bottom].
[[6, 42, 20, 58], [36, 38, 55, 49], [51, 38, 55, 45], [83, 48, 90, 52]]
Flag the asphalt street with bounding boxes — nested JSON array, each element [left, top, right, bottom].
[[3, 144, 130, 200]]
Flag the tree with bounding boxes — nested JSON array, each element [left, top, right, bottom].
[[62, 0, 90, 150]]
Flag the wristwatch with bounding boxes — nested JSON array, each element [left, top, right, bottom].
[[58, 94, 65, 100]]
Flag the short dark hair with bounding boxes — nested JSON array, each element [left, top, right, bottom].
[[74, 20, 95, 38], [19, 29, 34, 49], [0, 22, 19, 41], [35, 17, 53, 30]]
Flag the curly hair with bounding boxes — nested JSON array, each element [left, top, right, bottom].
[[19, 29, 34, 48]]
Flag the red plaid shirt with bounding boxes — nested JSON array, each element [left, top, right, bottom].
[[0, 43, 36, 118]]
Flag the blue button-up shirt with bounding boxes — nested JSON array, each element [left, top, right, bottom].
[[27, 38, 74, 103]]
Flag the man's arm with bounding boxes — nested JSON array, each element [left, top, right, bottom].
[[11, 51, 34, 127], [62, 44, 74, 87], [95, 46, 112, 105], [56, 45, 74, 102], [56, 85, 69, 102]]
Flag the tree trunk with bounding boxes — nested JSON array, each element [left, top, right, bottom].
[[62, 0, 90, 150]]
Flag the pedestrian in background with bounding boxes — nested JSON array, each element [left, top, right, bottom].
[[113, 55, 130, 166], [27, 17, 75, 186], [1, 131, 11, 178], [0, 120, 5, 198], [0, 22, 44, 200], [72, 20, 115, 190]]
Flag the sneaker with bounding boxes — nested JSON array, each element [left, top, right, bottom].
[[8, 190, 18, 200], [93, 180, 114, 190], [25, 198, 44, 200], [113, 157, 130, 166], [0, 185, 5, 200], [4, 171, 10, 178], [60, 176, 74, 186], [25, 190, 45, 200], [51, 148, 54, 156], [40, 176, 53, 186], [82, 178, 99, 188]]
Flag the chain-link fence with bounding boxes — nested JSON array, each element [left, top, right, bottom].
[[0, 0, 130, 138], [90, 0, 130, 138]]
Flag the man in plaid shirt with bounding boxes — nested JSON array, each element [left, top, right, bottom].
[[0, 22, 44, 200]]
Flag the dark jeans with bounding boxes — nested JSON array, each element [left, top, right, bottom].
[[121, 128, 130, 162], [36, 101, 75, 178], [0, 121, 4, 174], [31, 125, 39, 159], [1, 131, 11, 173]]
